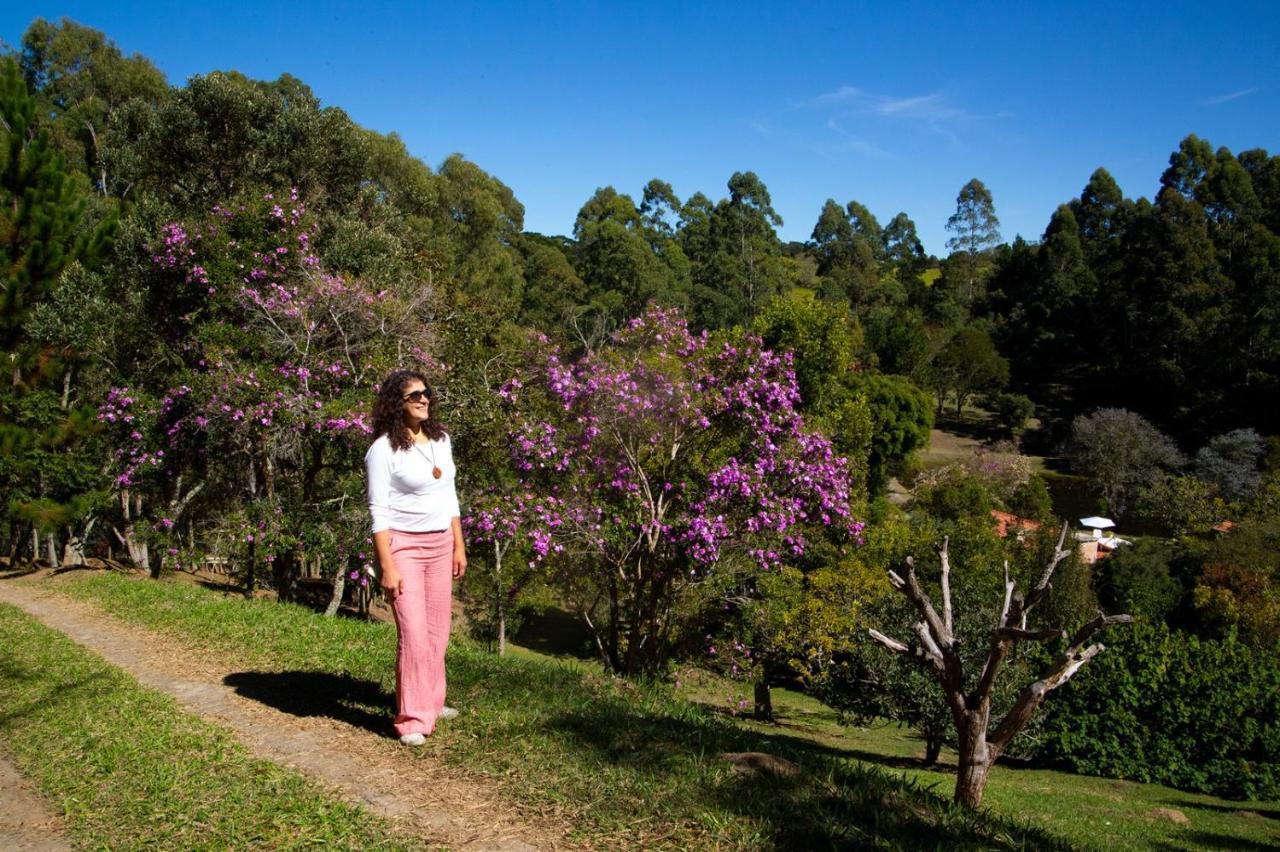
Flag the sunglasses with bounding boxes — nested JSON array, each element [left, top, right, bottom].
[[402, 389, 432, 403]]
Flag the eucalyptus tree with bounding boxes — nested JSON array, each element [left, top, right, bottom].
[[18, 17, 169, 196], [945, 178, 1001, 305]]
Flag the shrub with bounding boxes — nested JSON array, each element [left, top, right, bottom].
[[989, 392, 1035, 437], [1034, 622, 1280, 800], [1008, 475, 1053, 523], [1093, 539, 1183, 623]]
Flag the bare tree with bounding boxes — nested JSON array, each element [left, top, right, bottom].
[[869, 525, 1132, 808]]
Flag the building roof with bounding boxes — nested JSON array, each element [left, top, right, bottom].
[[991, 510, 1042, 539]]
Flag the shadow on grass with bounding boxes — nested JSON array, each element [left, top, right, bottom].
[[0, 673, 111, 728], [934, 413, 1006, 445], [511, 607, 597, 660], [540, 699, 1071, 850], [1153, 832, 1280, 852], [223, 670, 392, 735], [1163, 798, 1280, 821]]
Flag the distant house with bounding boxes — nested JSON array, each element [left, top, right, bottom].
[[1212, 520, 1236, 535], [991, 510, 1041, 542]]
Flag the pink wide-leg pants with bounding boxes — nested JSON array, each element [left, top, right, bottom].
[[389, 529, 454, 736]]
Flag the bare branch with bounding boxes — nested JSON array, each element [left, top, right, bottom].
[[887, 568, 906, 592], [1023, 521, 1072, 616], [868, 629, 909, 654], [896, 558, 954, 650], [998, 561, 1014, 627], [996, 627, 1067, 642], [988, 611, 1132, 753], [939, 536, 953, 637], [913, 621, 944, 663], [1067, 612, 1135, 649]]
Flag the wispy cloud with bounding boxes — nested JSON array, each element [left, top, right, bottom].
[[803, 85, 981, 122], [824, 119, 896, 159], [797, 84, 1009, 147], [1200, 87, 1258, 106]]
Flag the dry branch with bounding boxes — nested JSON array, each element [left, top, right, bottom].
[[866, 527, 1132, 809]]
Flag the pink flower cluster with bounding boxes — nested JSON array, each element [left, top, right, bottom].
[[480, 305, 860, 577]]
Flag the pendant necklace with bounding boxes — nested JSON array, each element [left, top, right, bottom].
[[415, 440, 443, 479]]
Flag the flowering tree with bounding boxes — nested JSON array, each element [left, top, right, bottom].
[[463, 487, 561, 654], [98, 190, 437, 599], [486, 306, 860, 675]]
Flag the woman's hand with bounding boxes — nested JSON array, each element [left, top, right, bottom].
[[451, 516, 467, 580], [372, 529, 398, 602], [380, 569, 403, 602]]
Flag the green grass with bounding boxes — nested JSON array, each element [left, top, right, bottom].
[[52, 571, 1068, 850], [678, 673, 1280, 851], [0, 602, 419, 851]]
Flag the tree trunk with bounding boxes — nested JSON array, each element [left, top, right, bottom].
[[45, 531, 58, 568], [324, 564, 345, 617], [494, 541, 506, 656], [753, 679, 774, 722], [244, 537, 256, 599], [118, 490, 150, 572], [62, 517, 94, 566], [923, 733, 943, 766], [954, 712, 994, 808], [497, 595, 506, 656]]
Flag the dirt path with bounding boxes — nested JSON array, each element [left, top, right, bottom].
[[0, 577, 570, 851], [0, 753, 73, 852]]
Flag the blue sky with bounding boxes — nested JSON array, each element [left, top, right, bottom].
[[4, 1, 1277, 254]]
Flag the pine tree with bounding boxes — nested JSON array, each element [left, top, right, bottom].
[[1, 57, 116, 564]]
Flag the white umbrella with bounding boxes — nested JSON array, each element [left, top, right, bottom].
[[1078, 516, 1115, 529]]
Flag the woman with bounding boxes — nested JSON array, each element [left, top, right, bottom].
[[366, 369, 467, 745]]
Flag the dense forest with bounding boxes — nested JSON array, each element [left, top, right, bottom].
[[3, 19, 1278, 801]]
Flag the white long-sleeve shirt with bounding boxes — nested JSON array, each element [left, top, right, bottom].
[[365, 433, 461, 533]]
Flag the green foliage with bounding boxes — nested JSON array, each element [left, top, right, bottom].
[[1134, 473, 1227, 535], [1, 56, 116, 555], [1182, 520, 1280, 648], [1093, 539, 1183, 622], [1008, 475, 1053, 523], [862, 306, 931, 380], [929, 325, 1009, 415], [752, 289, 860, 411], [1035, 622, 1280, 800], [944, 178, 1001, 305], [917, 471, 994, 522], [989, 392, 1035, 438], [19, 18, 169, 193], [846, 372, 933, 495], [1066, 408, 1185, 517]]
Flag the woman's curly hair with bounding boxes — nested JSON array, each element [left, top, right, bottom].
[[371, 369, 445, 451]]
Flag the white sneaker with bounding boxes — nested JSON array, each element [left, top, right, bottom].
[[399, 732, 426, 746], [439, 706, 459, 720]]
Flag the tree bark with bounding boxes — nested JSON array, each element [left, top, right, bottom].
[[494, 540, 506, 656], [954, 711, 994, 808], [923, 733, 942, 766], [753, 679, 774, 722], [324, 564, 345, 617]]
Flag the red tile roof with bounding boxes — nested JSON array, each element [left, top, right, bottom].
[[991, 510, 1042, 539]]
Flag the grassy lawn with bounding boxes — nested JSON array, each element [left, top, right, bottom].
[[41, 571, 1280, 850], [46, 571, 1070, 850], [0, 602, 419, 851], [678, 672, 1280, 851]]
